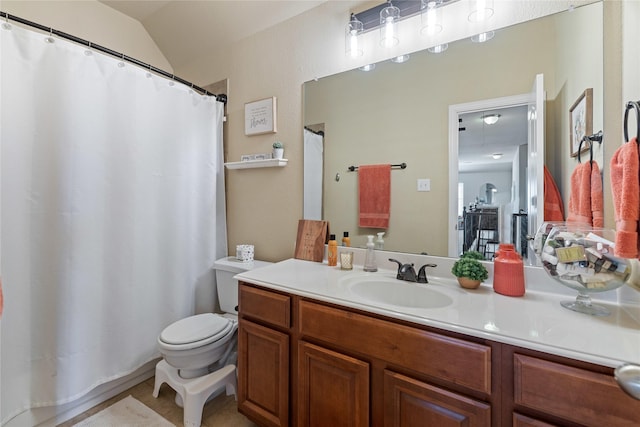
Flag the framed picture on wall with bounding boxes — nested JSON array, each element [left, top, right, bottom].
[[244, 97, 277, 136], [569, 88, 593, 157]]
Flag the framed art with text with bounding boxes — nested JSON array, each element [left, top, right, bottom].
[[244, 97, 277, 136]]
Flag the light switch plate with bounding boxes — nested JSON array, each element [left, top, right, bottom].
[[417, 179, 431, 192]]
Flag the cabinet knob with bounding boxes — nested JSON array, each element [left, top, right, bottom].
[[234, 305, 239, 312], [614, 363, 640, 400]]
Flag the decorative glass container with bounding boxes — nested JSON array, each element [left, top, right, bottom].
[[538, 224, 629, 316]]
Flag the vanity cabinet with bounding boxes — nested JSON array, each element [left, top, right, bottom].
[[238, 285, 291, 427], [503, 347, 640, 427], [238, 283, 496, 426], [237, 282, 640, 427], [297, 299, 494, 427]]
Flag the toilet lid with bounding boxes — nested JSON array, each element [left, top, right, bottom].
[[160, 313, 232, 345]]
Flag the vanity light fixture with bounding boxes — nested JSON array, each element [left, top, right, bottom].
[[492, 153, 503, 160], [346, 1, 467, 57], [471, 30, 495, 43], [428, 43, 448, 53], [420, 0, 443, 36], [391, 54, 410, 63], [345, 13, 364, 58], [483, 113, 501, 125], [468, 0, 494, 23], [359, 63, 376, 72], [380, 1, 400, 48]]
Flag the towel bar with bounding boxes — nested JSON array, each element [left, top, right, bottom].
[[348, 162, 407, 172]]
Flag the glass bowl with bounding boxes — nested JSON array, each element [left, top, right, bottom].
[[530, 221, 565, 260], [539, 224, 630, 316]]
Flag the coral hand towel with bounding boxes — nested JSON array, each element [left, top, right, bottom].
[[567, 162, 593, 226], [358, 164, 391, 229], [544, 166, 564, 221], [610, 139, 640, 258], [590, 161, 604, 228]]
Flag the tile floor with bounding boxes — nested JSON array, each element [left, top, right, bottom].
[[58, 376, 257, 427]]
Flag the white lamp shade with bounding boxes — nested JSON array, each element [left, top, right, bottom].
[[345, 15, 364, 57], [421, 1, 443, 36], [380, 2, 400, 47], [468, 0, 494, 23]]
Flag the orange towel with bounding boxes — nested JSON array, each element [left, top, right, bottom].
[[610, 139, 640, 258], [590, 161, 604, 228], [358, 164, 391, 229], [543, 166, 564, 221], [567, 162, 593, 226]]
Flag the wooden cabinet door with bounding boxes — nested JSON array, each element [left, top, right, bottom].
[[383, 370, 491, 427], [298, 341, 370, 427], [238, 319, 289, 427]]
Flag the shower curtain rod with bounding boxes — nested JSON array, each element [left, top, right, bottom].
[[0, 11, 227, 104], [304, 126, 324, 136]]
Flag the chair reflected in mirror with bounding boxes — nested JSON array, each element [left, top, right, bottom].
[[462, 206, 499, 260]]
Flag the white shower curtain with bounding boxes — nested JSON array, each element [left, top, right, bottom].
[[0, 24, 226, 423], [303, 128, 324, 220]]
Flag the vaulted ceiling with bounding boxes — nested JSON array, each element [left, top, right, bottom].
[[98, 0, 333, 70]]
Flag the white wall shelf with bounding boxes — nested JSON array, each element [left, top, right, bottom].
[[224, 159, 288, 170]]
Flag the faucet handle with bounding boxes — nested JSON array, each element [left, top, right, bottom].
[[417, 263, 437, 283], [388, 258, 404, 279]]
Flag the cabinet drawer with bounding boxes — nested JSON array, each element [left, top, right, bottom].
[[299, 300, 491, 395], [384, 370, 491, 427], [513, 353, 640, 426], [512, 413, 557, 427], [239, 284, 290, 329]]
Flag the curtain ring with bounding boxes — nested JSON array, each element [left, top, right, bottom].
[[45, 28, 55, 43], [2, 13, 11, 30]]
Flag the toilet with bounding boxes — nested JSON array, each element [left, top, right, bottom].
[[152, 256, 271, 427]]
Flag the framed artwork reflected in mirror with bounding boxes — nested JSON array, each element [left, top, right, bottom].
[[570, 88, 593, 157]]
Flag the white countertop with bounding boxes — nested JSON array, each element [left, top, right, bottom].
[[235, 256, 640, 368]]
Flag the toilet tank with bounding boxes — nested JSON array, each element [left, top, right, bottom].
[[213, 256, 272, 314]]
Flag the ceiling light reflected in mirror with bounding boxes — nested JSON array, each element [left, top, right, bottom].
[[428, 43, 448, 53], [471, 30, 495, 43], [483, 114, 501, 125], [391, 54, 410, 63]]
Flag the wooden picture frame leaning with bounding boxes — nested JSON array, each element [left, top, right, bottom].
[[569, 88, 593, 157]]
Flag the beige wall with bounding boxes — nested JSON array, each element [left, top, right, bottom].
[[2, 0, 615, 263], [551, 2, 604, 216]]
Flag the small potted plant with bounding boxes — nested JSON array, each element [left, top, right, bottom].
[[451, 252, 488, 289], [272, 141, 284, 159]]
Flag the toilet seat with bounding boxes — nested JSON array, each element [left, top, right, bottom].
[[159, 313, 234, 351]]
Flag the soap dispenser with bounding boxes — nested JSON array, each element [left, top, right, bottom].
[[327, 234, 338, 267], [363, 235, 378, 272], [375, 232, 385, 250]]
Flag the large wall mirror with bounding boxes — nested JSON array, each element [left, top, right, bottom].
[[303, 1, 603, 258]]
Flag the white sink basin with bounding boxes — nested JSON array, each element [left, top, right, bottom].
[[339, 275, 454, 309]]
